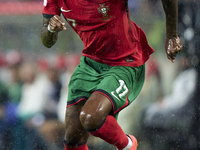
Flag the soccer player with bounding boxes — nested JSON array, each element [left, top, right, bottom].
[[41, 0, 182, 150]]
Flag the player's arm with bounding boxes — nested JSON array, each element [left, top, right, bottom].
[[41, 15, 66, 48], [161, 0, 182, 63]]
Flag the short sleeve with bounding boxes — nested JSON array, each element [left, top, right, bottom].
[[42, 0, 61, 18]]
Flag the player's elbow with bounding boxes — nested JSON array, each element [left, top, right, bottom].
[[41, 37, 55, 48], [42, 41, 53, 48], [45, 45, 53, 48], [41, 30, 56, 48]]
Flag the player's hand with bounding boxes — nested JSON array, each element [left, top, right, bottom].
[[165, 36, 182, 63], [48, 15, 66, 32]]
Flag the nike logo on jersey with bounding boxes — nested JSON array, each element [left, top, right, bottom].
[[111, 91, 121, 101], [61, 7, 71, 12]]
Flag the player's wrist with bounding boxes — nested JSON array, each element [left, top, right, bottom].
[[47, 24, 56, 33], [166, 26, 177, 39]]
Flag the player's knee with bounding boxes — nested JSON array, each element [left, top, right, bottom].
[[64, 135, 85, 146], [79, 109, 105, 131], [79, 110, 94, 130], [64, 128, 88, 145], [64, 131, 75, 143]]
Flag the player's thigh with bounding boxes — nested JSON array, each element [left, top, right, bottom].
[[95, 65, 145, 116]]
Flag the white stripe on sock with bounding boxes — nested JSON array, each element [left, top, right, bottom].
[[122, 136, 132, 150]]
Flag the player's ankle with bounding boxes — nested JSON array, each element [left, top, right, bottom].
[[120, 136, 132, 150]]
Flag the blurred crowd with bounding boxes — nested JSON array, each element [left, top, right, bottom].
[[0, 50, 81, 150], [135, 1, 200, 150]]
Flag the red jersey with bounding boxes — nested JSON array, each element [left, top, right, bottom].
[[42, 0, 154, 67]]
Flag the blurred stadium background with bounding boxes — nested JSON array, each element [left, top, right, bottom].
[[0, 0, 200, 150]]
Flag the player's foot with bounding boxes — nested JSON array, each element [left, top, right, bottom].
[[127, 135, 137, 150]]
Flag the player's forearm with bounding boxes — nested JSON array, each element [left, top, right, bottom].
[[41, 19, 58, 48], [161, 0, 178, 38]]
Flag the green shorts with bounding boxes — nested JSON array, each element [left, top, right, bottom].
[[67, 56, 145, 116]]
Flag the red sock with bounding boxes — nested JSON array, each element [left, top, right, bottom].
[[89, 115, 128, 149], [64, 143, 89, 150]]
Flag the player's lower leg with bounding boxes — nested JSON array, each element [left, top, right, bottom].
[[80, 93, 137, 150], [87, 115, 137, 150], [64, 103, 89, 150]]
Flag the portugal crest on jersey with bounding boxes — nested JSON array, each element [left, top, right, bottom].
[[98, 3, 112, 20]]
